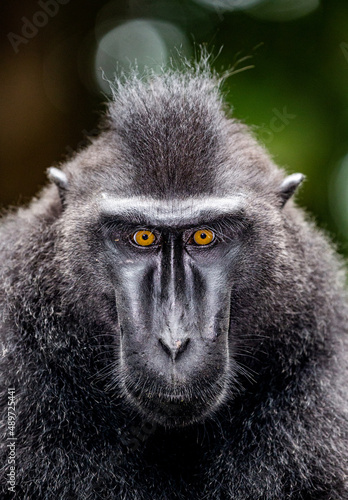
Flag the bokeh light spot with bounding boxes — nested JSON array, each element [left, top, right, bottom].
[[247, 0, 320, 21], [193, 0, 320, 20], [94, 19, 190, 95], [193, 0, 264, 11]]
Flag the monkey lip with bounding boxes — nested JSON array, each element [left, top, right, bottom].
[[151, 393, 200, 410], [157, 393, 190, 402], [136, 389, 195, 405]]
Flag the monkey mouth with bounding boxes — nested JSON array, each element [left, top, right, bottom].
[[122, 374, 229, 427], [136, 393, 210, 427]]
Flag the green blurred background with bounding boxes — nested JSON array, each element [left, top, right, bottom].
[[1, 0, 348, 252]]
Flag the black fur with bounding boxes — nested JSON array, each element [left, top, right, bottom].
[[1, 63, 347, 499]]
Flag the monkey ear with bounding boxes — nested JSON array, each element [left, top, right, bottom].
[[278, 173, 304, 208], [47, 167, 68, 206]]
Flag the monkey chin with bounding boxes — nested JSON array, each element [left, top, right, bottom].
[[121, 375, 231, 429]]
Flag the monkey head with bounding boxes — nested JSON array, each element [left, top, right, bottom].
[[49, 71, 304, 427]]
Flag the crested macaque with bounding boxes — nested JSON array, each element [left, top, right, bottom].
[[0, 63, 347, 499]]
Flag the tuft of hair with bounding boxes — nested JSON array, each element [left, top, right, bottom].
[[93, 55, 281, 200]]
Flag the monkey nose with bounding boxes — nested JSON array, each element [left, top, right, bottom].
[[158, 337, 190, 362]]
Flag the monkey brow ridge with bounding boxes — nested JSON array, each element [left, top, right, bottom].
[[97, 194, 246, 227]]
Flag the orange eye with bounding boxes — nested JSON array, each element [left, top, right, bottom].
[[133, 230, 156, 247], [193, 229, 215, 246]]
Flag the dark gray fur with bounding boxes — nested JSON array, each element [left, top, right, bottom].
[[0, 62, 347, 499]]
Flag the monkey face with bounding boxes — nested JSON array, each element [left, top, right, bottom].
[[55, 162, 303, 430], [57, 186, 294, 428], [90, 194, 256, 427], [51, 72, 304, 429]]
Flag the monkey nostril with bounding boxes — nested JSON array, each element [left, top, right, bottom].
[[158, 337, 190, 362], [159, 338, 172, 358], [174, 338, 190, 359]]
